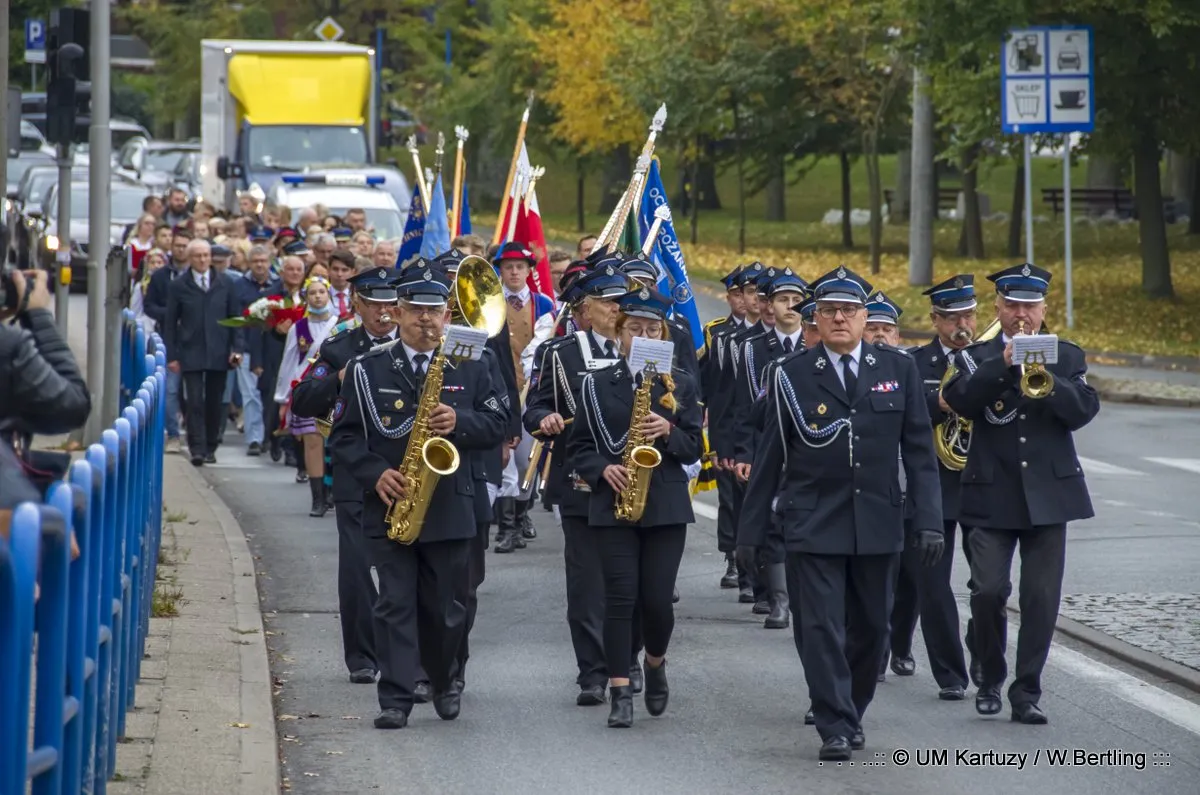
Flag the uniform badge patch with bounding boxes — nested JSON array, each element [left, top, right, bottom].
[[381, 415, 392, 427], [312, 364, 330, 380], [815, 357, 827, 370], [332, 398, 345, 421], [817, 403, 828, 415], [393, 398, 405, 410], [442, 385, 464, 392], [485, 396, 501, 412], [870, 381, 899, 393], [994, 400, 1005, 412], [864, 353, 877, 367]]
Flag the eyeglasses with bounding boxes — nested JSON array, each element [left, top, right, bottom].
[[816, 305, 862, 319]]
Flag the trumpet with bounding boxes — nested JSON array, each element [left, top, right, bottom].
[[522, 418, 576, 492], [1016, 320, 1054, 399]]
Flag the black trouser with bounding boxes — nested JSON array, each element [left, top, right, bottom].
[[961, 526, 977, 660], [455, 521, 489, 679], [789, 552, 898, 742], [715, 469, 737, 553], [335, 501, 377, 674], [887, 533, 921, 661], [365, 535, 470, 713], [182, 369, 227, 456], [561, 514, 608, 688], [595, 523, 687, 681], [968, 524, 1066, 706]]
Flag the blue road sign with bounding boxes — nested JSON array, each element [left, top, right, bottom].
[[1001, 25, 1094, 135], [25, 19, 47, 64]]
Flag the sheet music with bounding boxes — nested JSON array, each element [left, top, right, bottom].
[[442, 325, 489, 361], [628, 337, 675, 376], [1012, 333, 1059, 366]]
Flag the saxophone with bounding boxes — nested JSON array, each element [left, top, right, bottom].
[[614, 364, 664, 523], [384, 347, 461, 544]]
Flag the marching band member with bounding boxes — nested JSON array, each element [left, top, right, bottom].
[[329, 260, 509, 730], [566, 288, 703, 728], [943, 263, 1099, 724], [800, 296, 821, 349], [863, 291, 902, 347], [522, 263, 632, 704], [290, 268, 400, 685], [741, 266, 943, 761], [617, 253, 701, 385]]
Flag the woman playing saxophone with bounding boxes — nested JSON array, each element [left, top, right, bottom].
[[565, 287, 704, 729]]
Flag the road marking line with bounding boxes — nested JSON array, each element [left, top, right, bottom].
[[1144, 457, 1200, 476], [692, 501, 719, 521], [1044, 639, 1200, 738], [1078, 456, 1145, 477]]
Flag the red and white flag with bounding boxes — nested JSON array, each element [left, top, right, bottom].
[[498, 143, 554, 298]]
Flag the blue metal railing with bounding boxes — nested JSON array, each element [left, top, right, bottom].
[[2, 310, 166, 795]]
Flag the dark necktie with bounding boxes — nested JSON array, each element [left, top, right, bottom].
[[507, 294, 525, 310], [604, 340, 615, 358], [782, 337, 794, 354], [372, 336, 389, 346], [413, 353, 428, 393], [841, 354, 857, 399]]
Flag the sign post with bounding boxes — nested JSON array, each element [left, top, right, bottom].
[[1001, 25, 1094, 328], [25, 19, 46, 63]]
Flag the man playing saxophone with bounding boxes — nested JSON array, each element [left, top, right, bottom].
[[943, 263, 1100, 725], [329, 260, 510, 731], [565, 287, 703, 729]]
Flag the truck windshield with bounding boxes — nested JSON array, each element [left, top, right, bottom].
[[247, 126, 369, 170]]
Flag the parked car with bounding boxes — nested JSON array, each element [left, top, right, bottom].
[[114, 137, 201, 192], [37, 178, 154, 291]]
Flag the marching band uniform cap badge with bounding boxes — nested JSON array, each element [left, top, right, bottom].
[[923, 273, 977, 312], [810, 265, 873, 304], [865, 290, 903, 325], [988, 262, 1052, 302]]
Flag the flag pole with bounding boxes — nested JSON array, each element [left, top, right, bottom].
[[433, 131, 446, 183], [505, 165, 530, 244], [641, 205, 671, 257], [407, 135, 431, 214], [492, 91, 536, 247], [451, 125, 468, 236], [630, 104, 667, 222], [595, 104, 666, 249]]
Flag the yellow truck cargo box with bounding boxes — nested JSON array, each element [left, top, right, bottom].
[[227, 53, 370, 127]]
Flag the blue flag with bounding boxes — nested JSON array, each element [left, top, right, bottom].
[[396, 184, 426, 266], [639, 160, 702, 353], [421, 173, 451, 258], [459, 181, 472, 235]]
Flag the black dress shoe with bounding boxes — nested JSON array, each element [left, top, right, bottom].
[[975, 686, 1003, 716], [818, 736, 852, 761], [850, 729, 865, 750], [269, 438, 282, 462], [804, 707, 815, 725], [890, 655, 916, 676], [643, 660, 669, 717], [374, 708, 408, 729], [577, 684, 606, 706], [1011, 702, 1048, 725], [752, 600, 771, 615], [738, 587, 755, 604], [629, 664, 644, 694], [349, 668, 377, 684], [607, 685, 634, 728], [938, 685, 966, 701], [433, 688, 462, 720], [414, 680, 433, 704], [191, 455, 205, 467], [247, 442, 262, 457], [969, 658, 984, 688]]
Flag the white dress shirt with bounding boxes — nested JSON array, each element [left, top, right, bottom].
[[403, 342, 434, 373], [823, 341, 863, 390], [590, 330, 618, 357], [330, 288, 352, 315], [193, 269, 211, 291], [775, 328, 803, 352], [504, 286, 532, 306]]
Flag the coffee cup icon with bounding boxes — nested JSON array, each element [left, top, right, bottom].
[[1057, 89, 1086, 109]]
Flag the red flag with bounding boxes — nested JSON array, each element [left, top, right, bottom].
[[513, 195, 554, 298]]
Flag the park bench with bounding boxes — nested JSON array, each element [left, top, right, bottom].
[[1041, 188, 1178, 223], [884, 187, 962, 214]]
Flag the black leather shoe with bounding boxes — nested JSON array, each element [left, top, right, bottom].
[[269, 438, 282, 462], [1011, 702, 1048, 725], [349, 668, 376, 684], [643, 660, 669, 717], [494, 531, 518, 553], [720, 557, 738, 589], [414, 680, 433, 704], [247, 442, 262, 457], [763, 563, 790, 629], [513, 534, 527, 549], [191, 455, 205, 467], [577, 685, 606, 706], [629, 664, 644, 695], [976, 686, 1003, 716], [374, 708, 408, 729], [938, 685, 966, 701], [969, 658, 984, 688], [607, 685, 634, 728], [738, 587, 755, 604], [890, 655, 916, 676], [850, 729, 865, 750], [804, 707, 815, 725], [204, 452, 217, 464], [818, 736, 852, 761], [433, 686, 462, 720], [752, 600, 771, 615]]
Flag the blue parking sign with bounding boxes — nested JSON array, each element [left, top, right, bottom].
[[25, 19, 47, 64]]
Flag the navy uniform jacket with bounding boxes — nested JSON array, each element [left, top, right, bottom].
[[710, 319, 763, 458], [328, 342, 509, 543], [667, 315, 702, 400], [731, 328, 804, 466], [910, 337, 964, 522], [566, 361, 703, 528], [741, 344, 943, 555], [943, 334, 1099, 530], [523, 331, 620, 516], [699, 316, 740, 451]]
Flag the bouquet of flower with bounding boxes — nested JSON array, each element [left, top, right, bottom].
[[219, 295, 306, 329]]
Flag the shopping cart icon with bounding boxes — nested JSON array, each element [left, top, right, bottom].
[[1014, 92, 1041, 118]]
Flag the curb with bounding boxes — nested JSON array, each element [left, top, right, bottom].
[[1009, 604, 1200, 695], [176, 461, 281, 795], [1087, 376, 1200, 409]]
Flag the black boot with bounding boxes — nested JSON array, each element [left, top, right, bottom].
[[643, 660, 669, 717], [720, 552, 738, 589], [518, 498, 537, 539], [607, 685, 634, 728], [309, 479, 328, 517], [493, 498, 519, 553], [763, 563, 790, 629]]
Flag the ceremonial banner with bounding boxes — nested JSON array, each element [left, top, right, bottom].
[[500, 143, 555, 298], [639, 160, 702, 353], [421, 172, 452, 258], [459, 181, 472, 235], [396, 184, 426, 266]]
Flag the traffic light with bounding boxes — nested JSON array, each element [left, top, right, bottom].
[[46, 7, 91, 149]]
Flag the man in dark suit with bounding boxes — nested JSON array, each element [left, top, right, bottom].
[[291, 267, 399, 685], [329, 260, 509, 730], [164, 239, 245, 466], [143, 224, 194, 452], [943, 263, 1100, 725], [742, 266, 944, 761], [523, 263, 630, 704]]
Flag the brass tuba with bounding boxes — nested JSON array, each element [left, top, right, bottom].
[[1016, 320, 1055, 399], [934, 318, 1001, 471], [614, 363, 663, 522], [450, 255, 507, 338]]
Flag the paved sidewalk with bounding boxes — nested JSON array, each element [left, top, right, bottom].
[[107, 455, 278, 795]]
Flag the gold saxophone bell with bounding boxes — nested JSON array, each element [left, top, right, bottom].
[[1016, 320, 1054, 399], [934, 318, 1001, 471]]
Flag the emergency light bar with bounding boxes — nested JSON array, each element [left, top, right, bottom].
[[280, 174, 386, 187]]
